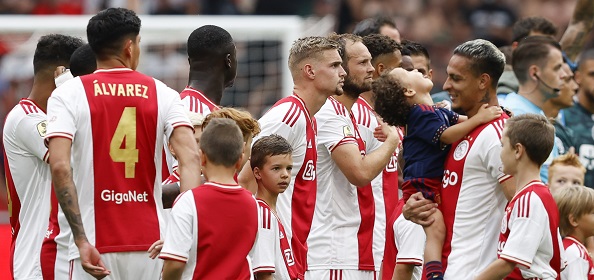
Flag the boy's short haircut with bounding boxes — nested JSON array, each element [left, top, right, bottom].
[[505, 114, 555, 166], [548, 153, 586, 180], [250, 134, 293, 170], [200, 118, 244, 167], [554, 185, 594, 236], [202, 107, 260, 142]]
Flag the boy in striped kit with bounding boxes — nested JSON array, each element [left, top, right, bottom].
[[250, 134, 301, 279]]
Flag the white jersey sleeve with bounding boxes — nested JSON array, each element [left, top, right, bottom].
[[46, 78, 82, 140], [160, 191, 197, 263], [482, 127, 511, 184], [154, 80, 192, 140], [394, 214, 425, 265], [317, 113, 356, 152], [15, 113, 49, 162], [256, 113, 295, 144], [500, 194, 548, 267], [250, 205, 278, 273]]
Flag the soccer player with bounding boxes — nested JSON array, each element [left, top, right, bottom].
[[164, 24, 236, 180], [476, 113, 562, 279], [373, 68, 502, 280], [46, 8, 200, 279], [357, 33, 403, 276], [548, 153, 586, 194], [237, 36, 345, 277], [4, 34, 83, 280], [163, 111, 205, 186], [403, 39, 514, 280], [306, 33, 399, 279], [555, 186, 594, 279], [41, 42, 96, 280], [249, 134, 300, 279], [160, 118, 258, 279]]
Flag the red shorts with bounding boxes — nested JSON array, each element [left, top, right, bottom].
[[401, 177, 442, 204]]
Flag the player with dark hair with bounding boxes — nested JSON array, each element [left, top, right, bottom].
[[46, 7, 200, 279], [353, 15, 401, 43], [4, 33, 83, 280], [69, 44, 97, 77]]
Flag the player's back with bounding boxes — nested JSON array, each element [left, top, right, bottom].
[[3, 99, 51, 279], [193, 182, 258, 279], [46, 68, 190, 255]]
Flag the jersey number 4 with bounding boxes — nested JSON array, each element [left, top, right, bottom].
[[110, 107, 139, 178]]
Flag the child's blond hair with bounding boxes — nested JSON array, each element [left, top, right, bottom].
[[554, 185, 594, 236]]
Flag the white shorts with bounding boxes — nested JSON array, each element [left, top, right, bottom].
[[305, 269, 376, 280], [70, 251, 162, 280]]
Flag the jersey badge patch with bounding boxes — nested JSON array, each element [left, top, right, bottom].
[[343, 126, 354, 137], [37, 121, 47, 137], [453, 140, 469, 161]]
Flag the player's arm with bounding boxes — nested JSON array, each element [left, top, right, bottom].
[[560, 0, 594, 63], [440, 104, 501, 144], [474, 258, 515, 280], [332, 121, 399, 186], [255, 272, 273, 280], [49, 137, 110, 278], [162, 183, 180, 209], [169, 126, 200, 192], [500, 179, 515, 201], [162, 260, 185, 280], [393, 264, 414, 280]]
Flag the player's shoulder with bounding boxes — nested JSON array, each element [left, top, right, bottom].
[[261, 101, 307, 128]]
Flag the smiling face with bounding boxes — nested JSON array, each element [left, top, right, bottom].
[[443, 54, 483, 114], [254, 154, 293, 195]]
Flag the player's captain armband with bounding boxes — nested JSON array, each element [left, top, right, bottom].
[[55, 69, 74, 87]]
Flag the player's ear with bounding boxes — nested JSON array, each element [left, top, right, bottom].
[[225, 53, 232, 68], [514, 143, 523, 159], [235, 153, 244, 171], [403, 88, 416, 97], [199, 149, 207, 167], [304, 64, 315, 79], [168, 143, 177, 160], [568, 213, 579, 228], [124, 39, 133, 56], [478, 73, 490, 90], [253, 167, 262, 180], [376, 63, 386, 75]]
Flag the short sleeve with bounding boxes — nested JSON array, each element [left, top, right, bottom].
[[407, 105, 450, 146], [317, 114, 357, 152], [15, 114, 49, 162], [561, 244, 588, 280], [394, 215, 425, 266], [438, 107, 459, 125], [46, 84, 79, 141], [256, 107, 296, 147], [160, 191, 196, 263], [499, 194, 548, 267], [155, 80, 192, 140], [482, 137, 512, 184], [250, 205, 278, 273]]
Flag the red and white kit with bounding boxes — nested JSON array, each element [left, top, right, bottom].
[[441, 114, 511, 279], [352, 97, 401, 272], [45, 68, 192, 278], [562, 236, 594, 280], [307, 97, 375, 278], [256, 94, 318, 274], [4, 98, 52, 279], [497, 180, 564, 279], [382, 199, 424, 280], [251, 199, 301, 279], [160, 182, 258, 279]]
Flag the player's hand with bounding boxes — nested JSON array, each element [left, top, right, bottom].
[[402, 192, 437, 226], [54, 66, 67, 78], [148, 239, 164, 259], [474, 104, 502, 124], [78, 241, 110, 279], [378, 121, 399, 146], [435, 100, 451, 110]]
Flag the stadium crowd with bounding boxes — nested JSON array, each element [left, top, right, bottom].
[[5, 0, 594, 279]]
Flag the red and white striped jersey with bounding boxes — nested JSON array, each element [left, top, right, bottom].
[[3, 98, 51, 279], [45, 68, 192, 259], [441, 114, 511, 279], [255, 94, 317, 273], [160, 182, 258, 279], [40, 189, 70, 280], [251, 199, 301, 279], [382, 199, 424, 280], [562, 236, 594, 280], [164, 86, 220, 173], [497, 180, 563, 279], [307, 97, 375, 271], [352, 97, 401, 271], [163, 170, 180, 185]]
